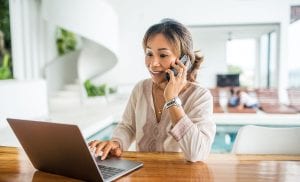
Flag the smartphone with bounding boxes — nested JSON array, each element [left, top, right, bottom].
[[165, 55, 192, 81]]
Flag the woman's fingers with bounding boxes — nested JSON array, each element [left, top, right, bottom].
[[88, 140, 122, 160], [95, 142, 107, 157], [175, 59, 187, 72], [111, 148, 122, 157], [166, 69, 175, 81], [172, 60, 186, 78], [177, 60, 188, 78], [88, 140, 100, 148], [101, 144, 113, 160]]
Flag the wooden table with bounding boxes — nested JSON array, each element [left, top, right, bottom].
[[1, 146, 300, 182]]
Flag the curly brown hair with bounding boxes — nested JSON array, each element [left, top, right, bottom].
[[142, 18, 203, 82]]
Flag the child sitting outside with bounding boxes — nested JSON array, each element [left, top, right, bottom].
[[228, 87, 259, 110]]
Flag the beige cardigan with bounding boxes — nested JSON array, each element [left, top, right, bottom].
[[111, 79, 216, 162]]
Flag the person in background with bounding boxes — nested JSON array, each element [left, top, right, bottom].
[[89, 19, 216, 162], [228, 87, 259, 110], [228, 87, 240, 107], [237, 90, 259, 110]]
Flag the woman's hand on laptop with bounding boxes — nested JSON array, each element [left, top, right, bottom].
[[88, 140, 122, 160]]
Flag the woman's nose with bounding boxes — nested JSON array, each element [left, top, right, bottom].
[[150, 57, 160, 66]]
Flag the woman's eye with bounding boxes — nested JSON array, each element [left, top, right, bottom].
[[160, 54, 168, 58], [146, 53, 153, 56]]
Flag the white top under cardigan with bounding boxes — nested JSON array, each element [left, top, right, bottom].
[[111, 79, 216, 162]]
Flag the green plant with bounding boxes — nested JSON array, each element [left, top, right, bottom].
[[56, 28, 77, 56], [0, 0, 12, 80], [0, 0, 11, 49], [228, 65, 242, 74], [109, 87, 117, 94], [84, 80, 117, 97], [84, 80, 107, 97], [0, 53, 12, 79]]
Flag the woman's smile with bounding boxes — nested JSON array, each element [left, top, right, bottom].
[[149, 70, 165, 76]]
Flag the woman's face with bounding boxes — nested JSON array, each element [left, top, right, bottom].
[[145, 33, 178, 84]]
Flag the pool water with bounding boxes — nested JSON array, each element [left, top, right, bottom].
[[212, 125, 239, 153], [88, 124, 118, 141], [88, 124, 238, 153], [88, 124, 293, 153]]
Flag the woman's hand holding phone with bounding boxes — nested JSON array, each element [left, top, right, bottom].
[[164, 59, 188, 101]]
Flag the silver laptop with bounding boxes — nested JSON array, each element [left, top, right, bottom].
[[7, 118, 143, 182]]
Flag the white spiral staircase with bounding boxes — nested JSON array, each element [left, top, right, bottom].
[[42, 0, 119, 107]]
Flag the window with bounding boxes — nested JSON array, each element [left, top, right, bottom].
[[0, 0, 12, 80], [288, 20, 300, 88], [259, 31, 278, 88], [226, 39, 256, 87]]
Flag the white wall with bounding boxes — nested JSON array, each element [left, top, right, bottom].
[[102, 0, 290, 93], [0, 80, 48, 129], [192, 32, 227, 88], [290, 0, 300, 5]]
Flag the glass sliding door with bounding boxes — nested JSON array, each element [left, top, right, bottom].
[[259, 31, 278, 88], [226, 38, 256, 88], [288, 20, 300, 88]]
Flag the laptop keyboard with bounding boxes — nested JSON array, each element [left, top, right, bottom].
[[98, 165, 125, 179]]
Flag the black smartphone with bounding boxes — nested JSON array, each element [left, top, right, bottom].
[[165, 55, 192, 81]]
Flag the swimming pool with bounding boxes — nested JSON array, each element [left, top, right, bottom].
[[87, 124, 293, 153]]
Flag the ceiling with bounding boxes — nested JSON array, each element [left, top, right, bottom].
[[189, 24, 279, 40]]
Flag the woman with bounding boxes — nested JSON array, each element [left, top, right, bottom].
[[89, 19, 216, 162]]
